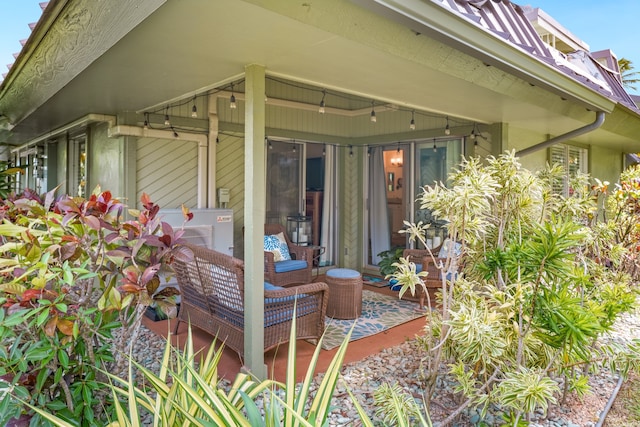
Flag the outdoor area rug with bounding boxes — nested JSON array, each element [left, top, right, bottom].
[[316, 290, 423, 351]]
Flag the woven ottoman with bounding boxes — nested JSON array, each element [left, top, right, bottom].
[[325, 268, 363, 319]]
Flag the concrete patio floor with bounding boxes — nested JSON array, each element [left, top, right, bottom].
[[142, 279, 428, 383]]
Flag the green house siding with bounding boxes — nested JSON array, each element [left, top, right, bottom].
[[136, 137, 199, 209], [216, 134, 245, 259], [590, 146, 623, 186]]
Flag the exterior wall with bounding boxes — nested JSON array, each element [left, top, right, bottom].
[[216, 134, 245, 259], [504, 125, 549, 172], [88, 123, 126, 198], [589, 145, 622, 185], [135, 137, 199, 210], [339, 146, 363, 270], [50, 135, 67, 193]]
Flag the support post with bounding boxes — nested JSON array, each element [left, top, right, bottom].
[[243, 64, 267, 379]]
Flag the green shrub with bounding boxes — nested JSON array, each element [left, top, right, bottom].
[[0, 187, 191, 425]]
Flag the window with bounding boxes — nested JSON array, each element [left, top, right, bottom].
[[549, 144, 588, 196], [69, 135, 87, 197]]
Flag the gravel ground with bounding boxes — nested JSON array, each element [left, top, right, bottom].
[[131, 305, 640, 426]]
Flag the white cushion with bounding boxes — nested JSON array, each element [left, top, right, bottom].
[[264, 233, 292, 262]]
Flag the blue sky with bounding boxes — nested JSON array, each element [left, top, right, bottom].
[[0, 1, 42, 81], [529, 0, 640, 94], [0, 1, 638, 94]]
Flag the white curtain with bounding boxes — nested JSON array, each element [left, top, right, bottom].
[[319, 145, 334, 266], [369, 147, 390, 265]]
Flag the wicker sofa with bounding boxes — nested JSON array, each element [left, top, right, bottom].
[[172, 244, 329, 357]]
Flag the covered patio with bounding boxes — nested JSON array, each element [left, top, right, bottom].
[[2, 0, 640, 380]]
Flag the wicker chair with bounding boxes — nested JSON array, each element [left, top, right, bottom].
[[402, 248, 446, 310], [172, 244, 329, 358], [264, 223, 313, 287]]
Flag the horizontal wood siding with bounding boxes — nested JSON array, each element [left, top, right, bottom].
[[136, 137, 198, 209]]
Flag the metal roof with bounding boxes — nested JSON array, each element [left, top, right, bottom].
[[438, 0, 639, 112]]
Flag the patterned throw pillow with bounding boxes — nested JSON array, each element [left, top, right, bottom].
[[263, 234, 291, 262]]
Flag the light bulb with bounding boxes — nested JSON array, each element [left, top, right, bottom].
[[349, 145, 353, 157], [370, 110, 376, 123], [445, 117, 451, 135], [319, 90, 326, 114], [433, 140, 437, 152], [229, 94, 237, 109], [410, 111, 416, 130], [143, 120, 148, 130], [322, 146, 326, 156], [191, 104, 198, 118], [164, 114, 170, 126]]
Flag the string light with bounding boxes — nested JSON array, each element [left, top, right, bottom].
[[319, 89, 326, 114], [143, 112, 149, 129], [292, 144, 296, 153], [191, 96, 198, 118], [322, 144, 326, 156], [370, 101, 376, 123], [433, 138, 437, 152], [410, 110, 416, 130], [367, 147, 371, 157], [230, 84, 237, 109], [349, 145, 354, 157], [164, 107, 170, 126], [445, 116, 450, 135]]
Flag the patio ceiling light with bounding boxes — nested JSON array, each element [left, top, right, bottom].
[[445, 116, 451, 135], [164, 107, 170, 126], [191, 96, 198, 118], [410, 110, 416, 130], [230, 84, 237, 109], [319, 89, 326, 114], [370, 101, 376, 123]]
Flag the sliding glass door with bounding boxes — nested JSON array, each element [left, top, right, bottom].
[[265, 139, 336, 268], [266, 139, 303, 224], [414, 138, 463, 248]]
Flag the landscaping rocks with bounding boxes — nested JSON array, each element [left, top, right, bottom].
[[131, 305, 640, 425]]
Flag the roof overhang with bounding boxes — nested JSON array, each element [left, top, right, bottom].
[[354, 0, 616, 113], [1, 0, 638, 152]]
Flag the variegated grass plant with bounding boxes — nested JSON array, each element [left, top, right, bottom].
[[24, 305, 427, 426], [383, 152, 640, 425]]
